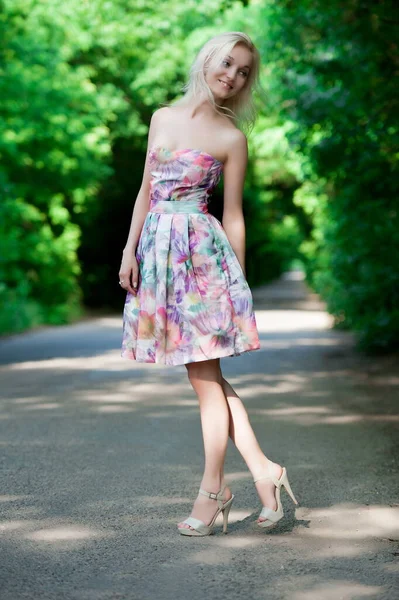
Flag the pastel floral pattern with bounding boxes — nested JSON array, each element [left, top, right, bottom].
[[121, 146, 261, 366]]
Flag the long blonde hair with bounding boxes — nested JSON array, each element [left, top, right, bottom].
[[173, 32, 261, 132]]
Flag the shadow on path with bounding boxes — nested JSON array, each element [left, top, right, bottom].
[[0, 270, 398, 600]]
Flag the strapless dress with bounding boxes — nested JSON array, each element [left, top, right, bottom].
[[121, 145, 260, 366]]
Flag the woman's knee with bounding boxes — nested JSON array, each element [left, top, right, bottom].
[[185, 359, 223, 385]]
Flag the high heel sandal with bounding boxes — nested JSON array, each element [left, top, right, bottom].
[[178, 484, 235, 537], [254, 465, 299, 529]]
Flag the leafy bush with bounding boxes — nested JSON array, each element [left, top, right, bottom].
[[0, 198, 82, 333], [0, 0, 112, 334], [247, 0, 399, 352]]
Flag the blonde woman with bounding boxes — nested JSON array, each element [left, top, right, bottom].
[[119, 32, 298, 536]]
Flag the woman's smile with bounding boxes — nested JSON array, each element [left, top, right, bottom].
[[218, 79, 233, 90]]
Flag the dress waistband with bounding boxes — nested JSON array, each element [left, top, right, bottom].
[[149, 200, 208, 214]]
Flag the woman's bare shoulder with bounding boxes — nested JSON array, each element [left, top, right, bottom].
[[150, 106, 173, 124], [218, 120, 247, 157], [217, 113, 246, 139], [228, 127, 247, 148], [152, 105, 183, 123], [148, 107, 177, 142]]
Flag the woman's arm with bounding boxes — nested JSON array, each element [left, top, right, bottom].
[[221, 131, 248, 278], [122, 110, 162, 255], [118, 109, 162, 294]]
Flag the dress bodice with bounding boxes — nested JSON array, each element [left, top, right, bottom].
[[148, 146, 223, 210]]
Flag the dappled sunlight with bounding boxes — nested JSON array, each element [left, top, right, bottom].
[[224, 508, 253, 523], [256, 406, 332, 416], [240, 380, 305, 397], [14, 398, 43, 404], [255, 309, 334, 332], [384, 562, 399, 573], [166, 399, 198, 407], [292, 580, 382, 600], [248, 406, 339, 426], [121, 381, 189, 399], [1, 518, 115, 547], [137, 495, 192, 506], [82, 391, 143, 404], [21, 403, 61, 410], [364, 375, 399, 387], [215, 535, 266, 548], [324, 414, 399, 424], [1, 363, 396, 425], [185, 546, 235, 565], [230, 370, 360, 383], [96, 405, 135, 413], [246, 404, 398, 426], [74, 382, 196, 415], [96, 317, 124, 328], [0, 495, 31, 503], [0, 520, 36, 532], [231, 373, 308, 383], [25, 525, 108, 543], [171, 501, 399, 558], [257, 337, 348, 349], [0, 440, 53, 446], [300, 503, 399, 540], [1, 352, 144, 372], [145, 409, 197, 418], [225, 470, 253, 483]]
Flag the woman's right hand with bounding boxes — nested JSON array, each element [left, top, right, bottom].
[[119, 250, 139, 295]]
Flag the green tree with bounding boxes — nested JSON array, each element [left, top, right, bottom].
[[0, 0, 113, 332], [245, 0, 399, 351]]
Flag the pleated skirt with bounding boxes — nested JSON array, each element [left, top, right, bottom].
[[121, 200, 260, 366]]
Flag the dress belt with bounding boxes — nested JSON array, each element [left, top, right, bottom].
[[149, 199, 209, 214]]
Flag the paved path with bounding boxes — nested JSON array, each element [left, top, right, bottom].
[[0, 271, 398, 600]]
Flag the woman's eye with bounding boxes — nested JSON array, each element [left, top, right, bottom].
[[222, 60, 230, 67], [240, 71, 248, 77]]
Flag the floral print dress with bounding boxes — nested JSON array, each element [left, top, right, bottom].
[[121, 145, 260, 366]]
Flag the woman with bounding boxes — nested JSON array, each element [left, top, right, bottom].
[[119, 32, 298, 536]]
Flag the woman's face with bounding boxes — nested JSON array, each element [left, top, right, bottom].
[[205, 43, 253, 102]]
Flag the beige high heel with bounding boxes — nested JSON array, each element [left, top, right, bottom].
[[178, 484, 235, 537], [254, 465, 299, 529]]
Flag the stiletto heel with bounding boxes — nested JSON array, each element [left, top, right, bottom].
[[254, 464, 299, 529], [222, 498, 233, 534], [178, 484, 235, 537], [280, 469, 299, 505]]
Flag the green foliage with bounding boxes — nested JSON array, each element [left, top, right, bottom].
[[1, 0, 397, 354], [0, 197, 82, 332], [0, 0, 112, 333], [246, 0, 399, 352], [244, 117, 307, 284]]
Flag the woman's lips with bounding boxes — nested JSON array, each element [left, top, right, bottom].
[[218, 79, 233, 90]]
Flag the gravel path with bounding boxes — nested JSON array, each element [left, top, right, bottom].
[[0, 271, 398, 600]]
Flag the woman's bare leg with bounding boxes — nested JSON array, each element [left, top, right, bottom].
[[178, 358, 233, 530], [221, 374, 283, 522]]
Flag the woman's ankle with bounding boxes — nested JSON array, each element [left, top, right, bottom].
[[200, 474, 224, 492], [251, 456, 278, 481]]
